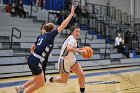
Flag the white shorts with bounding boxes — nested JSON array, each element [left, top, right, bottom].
[[58, 57, 77, 74]]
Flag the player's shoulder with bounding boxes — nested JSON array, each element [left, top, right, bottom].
[[66, 35, 75, 40], [52, 28, 59, 33], [66, 35, 77, 43], [68, 35, 75, 39]]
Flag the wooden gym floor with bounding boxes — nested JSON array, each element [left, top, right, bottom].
[[0, 66, 140, 93]]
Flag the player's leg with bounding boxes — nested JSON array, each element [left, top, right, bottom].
[[15, 78, 34, 92], [15, 72, 45, 93], [49, 73, 69, 83], [24, 59, 45, 93], [46, 58, 70, 83], [42, 54, 49, 82], [42, 60, 47, 76], [71, 62, 85, 93], [24, 71, 45, 93], [42, 60, 48, 81], [15, 56, 45, 93]]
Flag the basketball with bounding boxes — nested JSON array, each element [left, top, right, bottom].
[[82, 46, 94, 58]]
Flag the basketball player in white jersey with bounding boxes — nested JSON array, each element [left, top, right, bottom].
[[46, 26, 86, 93]]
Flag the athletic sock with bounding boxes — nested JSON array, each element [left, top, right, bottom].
[[80, 88, 85, 92], [50, 77, 54, 82]]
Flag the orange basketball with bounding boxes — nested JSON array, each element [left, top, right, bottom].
[[82, 46, 94, 58]]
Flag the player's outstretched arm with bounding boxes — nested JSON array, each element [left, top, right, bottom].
[[57, 5, 75, 33]]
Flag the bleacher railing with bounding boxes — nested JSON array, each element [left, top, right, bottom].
[[84, 31, 93, 46], [10, 27, 21, 49]]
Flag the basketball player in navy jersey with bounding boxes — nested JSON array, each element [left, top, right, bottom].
[[46, 26, 87, 93], [15, 5, 75, 93], [30, 25, 52, 82]]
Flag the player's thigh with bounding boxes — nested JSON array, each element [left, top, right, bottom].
[[71, 62, 84, 76], [34, 72, 45, 85]]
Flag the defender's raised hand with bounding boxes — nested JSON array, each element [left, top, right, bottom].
[[70, 5, 75, 16]]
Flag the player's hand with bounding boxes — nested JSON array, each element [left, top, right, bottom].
[[81, 49, 87, 54], [70, 5, 75, 16], [78, 48, 87, 54]]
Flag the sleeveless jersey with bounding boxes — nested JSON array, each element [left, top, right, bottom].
[[34, 29, 58, 58], [60, 35, 77, 59]]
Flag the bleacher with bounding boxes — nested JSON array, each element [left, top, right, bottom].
[[0, 1, 140, 79]]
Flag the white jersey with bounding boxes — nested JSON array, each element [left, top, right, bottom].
[[115, 37, 122, 46], [60, 35, 77, 59], [58, 35, 78, 73]]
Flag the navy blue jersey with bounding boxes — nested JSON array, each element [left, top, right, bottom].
[[34, 29, 58, 58]]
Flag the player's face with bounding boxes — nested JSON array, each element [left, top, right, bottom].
[[72, 28, 80, 39], [41, 29, 46, 34], [118, 33, 121, 37]]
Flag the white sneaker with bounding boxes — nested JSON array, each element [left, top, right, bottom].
[[15, 85, 24, 93], [46, 75, 52, 84]]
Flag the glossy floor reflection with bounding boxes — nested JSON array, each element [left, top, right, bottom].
[[0, 66, 140, 93]]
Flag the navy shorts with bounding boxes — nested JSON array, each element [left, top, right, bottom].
[[27, 55, 42, 75]]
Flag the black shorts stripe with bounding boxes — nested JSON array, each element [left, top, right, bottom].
[[59, 59, 69, 74], [70, 61, 77, 69]]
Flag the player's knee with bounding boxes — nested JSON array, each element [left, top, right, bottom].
[[78, 73, 85, 79], [38, 81, 45, 87], [41, 81, 45, 87], [60, 79, 68, 83], [40, 83, 45, 87]]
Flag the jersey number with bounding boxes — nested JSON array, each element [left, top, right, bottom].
[[37, 38, 43, 45]]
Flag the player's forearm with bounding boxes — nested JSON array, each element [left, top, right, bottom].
[[68, 47, 82, 53], [58, 5, 75, 32], [62, 14, 73, 26], [58, 14, 73, 33], [30, 44, 36, 53]]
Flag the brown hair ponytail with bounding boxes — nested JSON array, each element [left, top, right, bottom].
[[42, 23, 55, 32]]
